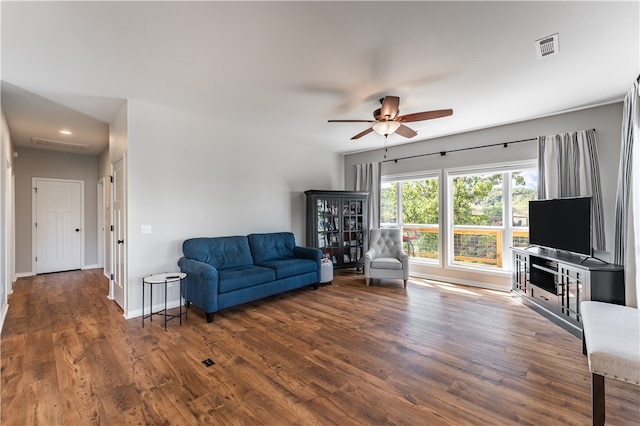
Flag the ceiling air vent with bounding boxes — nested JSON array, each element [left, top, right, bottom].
[[31, 137, 91, 152], [535, 33, 559, 59]]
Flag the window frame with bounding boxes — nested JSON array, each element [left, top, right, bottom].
[[445, 160, 537, 274], [381, 170, 442, 265]]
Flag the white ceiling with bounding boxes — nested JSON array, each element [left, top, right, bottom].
[[1, 1, 638, 156]]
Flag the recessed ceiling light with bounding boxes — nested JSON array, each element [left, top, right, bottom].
[[59, 129, 72, 135]]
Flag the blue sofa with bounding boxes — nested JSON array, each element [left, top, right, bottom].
[[178, 232, 322, 322]]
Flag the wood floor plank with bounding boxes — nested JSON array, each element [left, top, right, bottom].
[[2, 268, 639, 425]]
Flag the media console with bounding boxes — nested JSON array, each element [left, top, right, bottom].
[[512, 246, 625, 337]]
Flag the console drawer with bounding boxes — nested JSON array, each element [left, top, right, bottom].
[[530, 285, 559, 313]]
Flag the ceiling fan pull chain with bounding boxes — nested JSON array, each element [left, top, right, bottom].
[[384, 135, 388, 159]]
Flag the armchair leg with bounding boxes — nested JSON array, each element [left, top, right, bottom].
[[206, 312, 215, 323], [366, 278, 370, 286], [403, 280, 407, 289]]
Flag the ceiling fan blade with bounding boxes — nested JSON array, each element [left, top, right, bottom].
[[380, 96, 400, 119], [397, 108, 453, 123], [351, 127, 374, 140], [328, 119, 375, 123], [395, 124, 417, 138]]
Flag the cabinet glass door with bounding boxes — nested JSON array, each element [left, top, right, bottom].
[[513, 253, 528, 293], [342, 199, 365, 265], [316, 198, 340, 265], [560, 266, 582, 323]]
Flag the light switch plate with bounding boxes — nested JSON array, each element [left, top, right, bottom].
[[141, 224, 152, 234]]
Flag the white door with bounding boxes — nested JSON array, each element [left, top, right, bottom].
[[34, 178, 83, 274], [97, 179, 104, 270], [112, 158, 126, 309]]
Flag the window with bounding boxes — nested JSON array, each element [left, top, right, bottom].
[[381, 175, 440, 262], [381, 162, 537, 272], [448, 164, 537, 270], [511, 170, 538, 248]]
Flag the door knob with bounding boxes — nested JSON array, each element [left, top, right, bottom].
[[75, 228, 80, 232], [117, 239, 124, 244]]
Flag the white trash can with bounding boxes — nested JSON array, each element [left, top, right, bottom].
[[320, 260, 333, 284]]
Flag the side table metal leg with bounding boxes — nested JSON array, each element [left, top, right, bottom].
[[164, 280, 168, 331], [150, 284, 153, 322], [179, 279, 183, 325], [184, 277, 188, 321]]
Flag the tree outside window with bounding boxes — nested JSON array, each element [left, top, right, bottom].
[[381, 177, 440, 262], [382, 164, 537, 271], [450, 168, 537, 269]]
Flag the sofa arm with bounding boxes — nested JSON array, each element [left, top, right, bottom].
[[294, 246, 322, 281], [294, 245, 322, 261], [178, 257, 220, 314]]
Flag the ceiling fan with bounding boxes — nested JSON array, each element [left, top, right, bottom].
[[328, 95, 453, 140]]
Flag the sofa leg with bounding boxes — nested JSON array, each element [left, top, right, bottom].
[[592, 372, 605, 426], [403, 280, 407, 289], [206, 312, 215, 323], [366, 278, 370, 286]]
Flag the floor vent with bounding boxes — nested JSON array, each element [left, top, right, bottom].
[[31, 137, 91, 152], [535, 33, 559, 59]]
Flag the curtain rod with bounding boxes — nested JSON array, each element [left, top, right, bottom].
[[381, 136, 536, 163], [379, 128, 597, 164]]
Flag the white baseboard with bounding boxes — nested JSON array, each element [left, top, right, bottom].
[[409, 271, 509, 292], [125, 298, 183, 320], [15, 272, 34, 279], [82, 264, 99, 270]]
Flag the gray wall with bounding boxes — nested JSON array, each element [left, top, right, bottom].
[[14, 148, 99, 274], [344, 103, 628, 298], [122, 100, 345, 318], [1, 109, 15, 329]]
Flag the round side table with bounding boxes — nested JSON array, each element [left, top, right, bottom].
[[142, 272, 187, 330]]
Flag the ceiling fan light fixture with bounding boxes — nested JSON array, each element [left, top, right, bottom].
[[372, 120, 401, 136]]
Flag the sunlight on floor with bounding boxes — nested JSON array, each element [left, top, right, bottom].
[[410, 278, 482, 296]]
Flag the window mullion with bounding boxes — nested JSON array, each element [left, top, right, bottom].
[[397, 182, 403, 229]]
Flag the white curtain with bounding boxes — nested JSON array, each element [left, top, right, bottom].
[[613, 81, 639, 307], [354, 162, 381, 229], [537, 129, 606, 251]]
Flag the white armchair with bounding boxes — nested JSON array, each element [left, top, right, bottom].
[[364, 228, 410, 288]]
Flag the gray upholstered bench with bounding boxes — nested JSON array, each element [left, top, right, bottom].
[[581, 301, 640, 426]]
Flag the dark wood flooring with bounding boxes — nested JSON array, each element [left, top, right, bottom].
[[2, 268, 639, 425]]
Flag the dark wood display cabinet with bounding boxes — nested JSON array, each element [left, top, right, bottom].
[[305, 190, 369, 269], [511, 246, 625, 337]]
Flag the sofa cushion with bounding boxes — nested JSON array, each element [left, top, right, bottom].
[[248, 232, 296, 263], [218, 265, 276, 293], [257, 258, 317, 280], [182, 236, 253, 270]]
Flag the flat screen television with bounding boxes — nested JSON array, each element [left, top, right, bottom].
[[528, 196, 592, 256]]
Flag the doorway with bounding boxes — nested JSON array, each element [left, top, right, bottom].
[[32, 178, 84, 274]]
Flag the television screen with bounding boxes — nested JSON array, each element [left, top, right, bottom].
[[528, 197, 592, 256]]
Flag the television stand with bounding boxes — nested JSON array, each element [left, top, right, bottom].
[[512, 246, 625, 337], [578, 255, 608, 265]]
